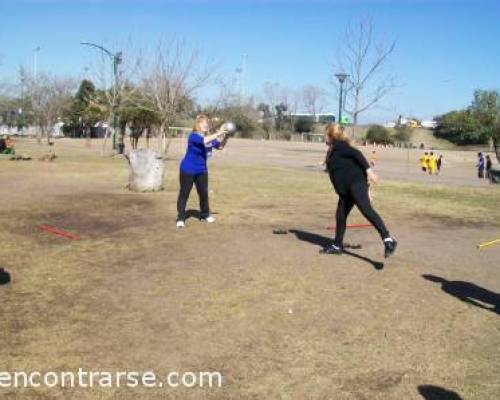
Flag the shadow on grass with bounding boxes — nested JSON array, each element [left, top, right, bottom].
[[418, 385, 463, 400], [289, 229, 384, 271], [423, 274, 500, 315], [185, 209, 219, 221], [0, 268, 11, 285]]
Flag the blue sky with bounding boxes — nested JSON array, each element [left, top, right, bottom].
[[1, 0, 499, 123]]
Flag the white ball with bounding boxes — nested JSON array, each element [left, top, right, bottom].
[[223, 122, 237, 133]]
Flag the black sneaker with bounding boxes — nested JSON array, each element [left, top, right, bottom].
[[320, 244, 343, 255], [0, 268, 11, 285], [384, 238, 398, 258]]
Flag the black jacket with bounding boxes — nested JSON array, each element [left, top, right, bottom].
[[326, 141, 370, 195]]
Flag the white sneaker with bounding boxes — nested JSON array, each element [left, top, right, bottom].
[[204, 216, 216, 223], [176, 220, 185, 229]]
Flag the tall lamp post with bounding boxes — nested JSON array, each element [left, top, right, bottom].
[[20, 75, 25, 135], [80, 42, 122, 152], [334, 72, 349, 125]]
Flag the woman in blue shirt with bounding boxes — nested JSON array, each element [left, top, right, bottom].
[[176, 115, 228, 228]]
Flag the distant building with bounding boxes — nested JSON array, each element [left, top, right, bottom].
[[290, 113, 336, 123], [52, 122, 64, 137], [421, 120, 438, 129]]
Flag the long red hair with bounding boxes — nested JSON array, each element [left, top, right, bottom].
[[325, 123, 349, 145], [193, 114, 210, 132]]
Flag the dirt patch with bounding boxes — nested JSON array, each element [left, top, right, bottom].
[[3, 193, 159, 240]]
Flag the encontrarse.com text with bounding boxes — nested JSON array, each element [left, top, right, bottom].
[[0, 369, 223, 389]]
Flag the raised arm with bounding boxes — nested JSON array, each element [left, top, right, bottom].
[[217, 133, 229, 149], [204, 128, 227, 145]]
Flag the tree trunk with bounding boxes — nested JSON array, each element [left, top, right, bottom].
[[126, 148, 165, 192], [102, 126, 111, 156], [46, 126, 52, 145], [493, 137, 500, 164], [118, 128, 125, 154], [161, 121, 170, 154], [159, 121, 166, 154], [37, 126, 43, 144]]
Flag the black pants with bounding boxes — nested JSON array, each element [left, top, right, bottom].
[[177, 172, 209, 221], [334, 182, 390, 246]]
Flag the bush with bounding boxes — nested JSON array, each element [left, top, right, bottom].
[[231, 113, 258, 138], [366, 125, 393, 144], [433, 110, 488, 145], [294, 116, 314, 133], [216, 106, 260, 138], [275, 130, 292, 141], [394, 127, 411, 142]]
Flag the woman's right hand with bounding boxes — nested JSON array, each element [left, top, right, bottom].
[[217, 131, 227, 140]]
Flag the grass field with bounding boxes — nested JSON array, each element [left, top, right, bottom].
[[1, 138, 499, 399]]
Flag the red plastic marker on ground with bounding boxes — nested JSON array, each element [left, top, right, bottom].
[[38, 224, 81, 241]]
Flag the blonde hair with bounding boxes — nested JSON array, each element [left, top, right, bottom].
[[325, 123, 349, 145], [193, 114, 210, 132]]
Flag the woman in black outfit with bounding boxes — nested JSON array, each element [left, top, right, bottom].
[[323, 123, 397, 257]]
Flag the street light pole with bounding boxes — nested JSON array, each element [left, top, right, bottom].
[[112, 52, 122, 151], [334, 72, 349, 125], [80, 42, 122, 152], [33, 46, 40, 82], [20, 75, 25, 135]]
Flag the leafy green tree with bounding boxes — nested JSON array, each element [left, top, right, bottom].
[[492, 121, 500, 163], [257, 103, 271, 118], [63, 79, 107, 137], [275, 103, 287, 131], [434, 90, 500, 158], [470, 89, 499, 127], [434, 110, 486, 145], [470, 89, 500, 162], [119, 93, 160, 149], [294, 116, 314, 133], [257, 103, 273, 139]]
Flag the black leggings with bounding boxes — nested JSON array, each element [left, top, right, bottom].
[[334, 182, 389, 246], [177, 172, 209, 221]]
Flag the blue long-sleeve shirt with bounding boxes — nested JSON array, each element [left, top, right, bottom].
[[478, 156, 485, 171], [180, 132, 221, 175]]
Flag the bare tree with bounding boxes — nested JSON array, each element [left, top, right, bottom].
[[262, 82, 281, 115], [213, 76, 241, 109], [302, 85, 326, 117], [139, 38, 216, 153], [22, 71, 76, 143], [335, 17, 396, 125], [38, 75, 76, 143], [285, 88, 300, 115]]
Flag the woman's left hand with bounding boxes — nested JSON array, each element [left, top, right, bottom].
[[367, 168, 378, 184]]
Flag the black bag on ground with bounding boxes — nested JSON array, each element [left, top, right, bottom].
[[0, 268, 10, 285], [490, 166, 500, 184]]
